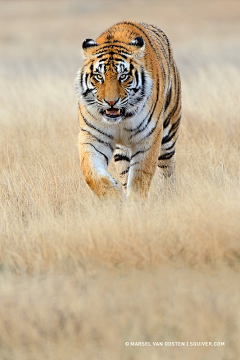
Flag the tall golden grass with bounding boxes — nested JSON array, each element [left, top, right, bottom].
[[1, 1, 240, 359]]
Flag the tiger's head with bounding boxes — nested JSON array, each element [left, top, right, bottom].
[[76, 36, 152, 124]]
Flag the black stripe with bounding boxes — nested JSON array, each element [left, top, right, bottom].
[[102, 40, 126, 44], [82, 142, 109, 165], [131, 161, 140, 167], [128, 68, 141, 94], [135, 69, 139, 88], [164, 87, 172, 112], [171, 117, 181, 131], [165, 117, 181, 139], [131, 149, 148, 159], [85, 73, 90, 88], [80, 71, 84, 88], [114, 154, 130, 162], [79, 107, 113, 139], [141, 124, 157, 140], [158, 150, 175, 160], [115, 58, 125, 62], [129, 61, 134, 73], [80, 128, 114, 152], [161, 128, 178, 145], [164, 138, 177, 151], [108, 51, 122, 57], [130, 87, 140, 94], [82, 88, 94, 97], [120, 167, 130, 175], [140, 69, 145, 97], [162, 116, 180, 146]]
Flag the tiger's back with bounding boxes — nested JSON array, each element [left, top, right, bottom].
[[76, 21, 181, 199]]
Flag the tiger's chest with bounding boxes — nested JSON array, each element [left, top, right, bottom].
[[109, 106, 156, 146]]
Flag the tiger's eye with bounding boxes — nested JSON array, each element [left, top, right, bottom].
[[120, 74, 128, 81], [95, 74, 103, 81]]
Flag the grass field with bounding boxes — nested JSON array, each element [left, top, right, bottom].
[[1, 0, 240, 359]]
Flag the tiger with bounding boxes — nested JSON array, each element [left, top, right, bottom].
[[75, 21, 181, 200]]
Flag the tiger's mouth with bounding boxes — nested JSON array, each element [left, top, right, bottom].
[[99, 107, 125, 122], [105, 108, 123, 119], [99, 107, 125, 121]]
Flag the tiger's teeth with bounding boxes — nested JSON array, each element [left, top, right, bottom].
[[106, 109, 120, 115]]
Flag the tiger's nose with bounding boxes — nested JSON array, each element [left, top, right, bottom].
[[104, 98, 119, 106]]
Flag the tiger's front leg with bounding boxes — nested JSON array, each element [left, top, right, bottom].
[[78, 131, 124, 200], [127, 132, 162, 200]]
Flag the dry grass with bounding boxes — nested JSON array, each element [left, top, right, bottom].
[[1, 1, 240, 359]]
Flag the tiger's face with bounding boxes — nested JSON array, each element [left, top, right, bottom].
[[76, 37, 152, 124]]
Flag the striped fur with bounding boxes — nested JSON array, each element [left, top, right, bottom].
[[75, 21, 181, 199]]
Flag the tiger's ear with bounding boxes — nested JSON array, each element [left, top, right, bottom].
[[82, 38, 98, 59], [129, 36, 145, 58]]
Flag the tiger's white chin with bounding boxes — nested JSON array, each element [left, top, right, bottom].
[[102, 115, 123, 124]]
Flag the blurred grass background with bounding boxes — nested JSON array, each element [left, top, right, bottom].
[[0, 1, 240, 359]]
